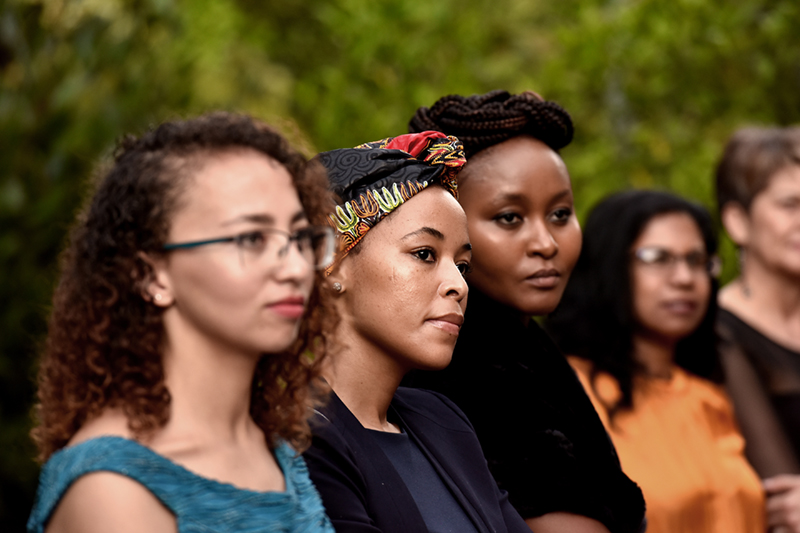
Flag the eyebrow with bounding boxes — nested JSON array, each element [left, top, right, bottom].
[[494, 189, 572, 204], [402, 226, 445, 241], [221, 211, 307, 227], [402, 227, 472, 252]]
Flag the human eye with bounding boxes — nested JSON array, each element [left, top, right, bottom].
[[550, 207, 573, 225], [494, 212, 522, 226], [777, 196, 800, 210], [412, 248, 436, 263], [685, 251, 709, 269], [234, 230, 267, 250], [636, 247, 671, 266], [456, 261, 472, 276]]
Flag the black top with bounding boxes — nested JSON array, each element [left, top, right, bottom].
[[404, 289, 646, 533], [717, 307, 800, 477], [370, 428, 479, 533], [303, 388, 530, 533]]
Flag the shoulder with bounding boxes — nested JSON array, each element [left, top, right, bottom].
[[566, 357, 620, 413], [44, 470, 175, 533], [30, 437, 175, 533], [679, 368, 731, 403], [393, 387, 474, 431], [68, 408, 133, 445]]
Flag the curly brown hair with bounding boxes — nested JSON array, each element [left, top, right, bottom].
[[32, 112, 333, 462]]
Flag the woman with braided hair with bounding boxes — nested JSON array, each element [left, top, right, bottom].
[[404, 90, 646, 533]]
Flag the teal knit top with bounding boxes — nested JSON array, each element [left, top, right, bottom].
[[28, 436, 334, 533]]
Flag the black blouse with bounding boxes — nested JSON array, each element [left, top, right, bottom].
[[370, 428, 479, 533], [404, 289, 646, 533], [304, 388, 530, 533], [717, 307, 800, 477]]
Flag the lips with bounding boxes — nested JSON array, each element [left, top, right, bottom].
[[525, 268, 561, 289], [427, 313, 464, 336], [660, 299, 699, 315], [266, 296, 306, 319]]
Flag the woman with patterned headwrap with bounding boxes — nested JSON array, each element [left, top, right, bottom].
[[403, 90, 646, 533], [302, 131, 531, 533]]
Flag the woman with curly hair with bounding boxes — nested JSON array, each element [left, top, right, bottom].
[[547, 190, 764, 533], [404, 90, 646, 533], [27, 112, 336, 533]]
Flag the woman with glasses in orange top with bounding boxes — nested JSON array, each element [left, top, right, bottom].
[[547, 190, 765, 533], [28, 113, 336, 533]]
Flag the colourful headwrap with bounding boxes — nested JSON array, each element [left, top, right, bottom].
[[317, 131, 466, 266]]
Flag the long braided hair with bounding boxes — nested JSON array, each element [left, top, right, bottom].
[[408, 90, 574, 157]]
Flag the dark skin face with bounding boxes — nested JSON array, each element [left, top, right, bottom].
[[333, 187, 472, 375], [457, 135, 582, 316]]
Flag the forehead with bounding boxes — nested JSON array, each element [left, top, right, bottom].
[[762, 164, 800, 196], [634, 212, 704, 250], [460, 136, 570, 204], [176, 149, 302, 224], [356, 187, 468, 251]]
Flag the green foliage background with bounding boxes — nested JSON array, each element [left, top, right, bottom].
[[1, 0, 798, 528]]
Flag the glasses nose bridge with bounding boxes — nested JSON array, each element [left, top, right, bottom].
[[274, 230, 296, 259]]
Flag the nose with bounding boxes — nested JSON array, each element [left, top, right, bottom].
[[670, 258, 695, 286], [441, 261, 469, 302], [526, 220, 558, 259]]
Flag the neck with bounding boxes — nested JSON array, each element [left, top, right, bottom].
[[631, 333, 676, 379], [731, 252, 800, 319], [159, 312, 261, 445], [323, 325, 404, 433]]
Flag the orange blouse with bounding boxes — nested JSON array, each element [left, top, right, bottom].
[[568, 357, 765, 533]]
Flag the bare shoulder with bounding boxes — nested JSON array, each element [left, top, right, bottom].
[[68, 409, 134, 446], [46, 470, 176, 533]]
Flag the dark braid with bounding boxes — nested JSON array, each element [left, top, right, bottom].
[[409, 90, 574, 157]]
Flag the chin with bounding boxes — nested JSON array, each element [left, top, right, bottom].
[[415, 353, 454, 372], [517, 298, 561, 317]]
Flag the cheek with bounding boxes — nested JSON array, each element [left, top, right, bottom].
[[555, 221, 582, 271], [697, 277, 712, 313], [176, 257, 254, 306], [631, 271, 658, 320], [348, 260, 416, 329], [468, 220, 521, 273], [753, 210, 794, 242]]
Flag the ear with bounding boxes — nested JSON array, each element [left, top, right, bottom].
[[721, 202, 750, 248], [137, 252, 175, 307], [325, 257, 354, 296]]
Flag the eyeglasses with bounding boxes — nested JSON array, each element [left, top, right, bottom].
[[633, 247, 721, 277], [163, 226, 335, 270]]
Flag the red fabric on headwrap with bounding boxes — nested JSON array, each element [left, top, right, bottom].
[[317, 131, 467, 273], [382, 131, 445, 158]]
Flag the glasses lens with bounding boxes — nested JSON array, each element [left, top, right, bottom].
[[235, 231, 268, 268], [305, 227, 335, 269], [707, 256, 722, 277], [685, 251, 709, 269], [636, 247, 671, 266]]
